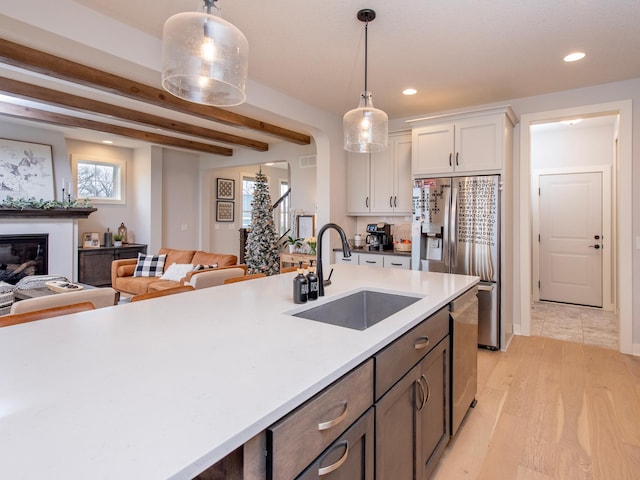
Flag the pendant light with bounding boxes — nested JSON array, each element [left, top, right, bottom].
[[343, 9, 388, 153], [162, 0, 248, 107]]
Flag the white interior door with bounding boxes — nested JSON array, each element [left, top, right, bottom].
[[539, 172, 602, 307]]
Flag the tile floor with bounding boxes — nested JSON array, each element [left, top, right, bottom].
[[530, 301, 619, 350]]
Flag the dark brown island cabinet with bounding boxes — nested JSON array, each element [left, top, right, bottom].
[[78, 244, 147, 287], [196, 289, 477, 480]]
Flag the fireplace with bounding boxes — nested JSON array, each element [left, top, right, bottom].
[[0, 234, 48, 284]]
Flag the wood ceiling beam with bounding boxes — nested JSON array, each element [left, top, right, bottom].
[[0, 38, 311, 145], [0, 102, 233, 156], [0, 77, 268, 152]]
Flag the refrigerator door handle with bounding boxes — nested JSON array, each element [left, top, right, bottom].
[[449, 183, 458, 272], [443, 184, 452, 272], [477, 283, 494, 292]]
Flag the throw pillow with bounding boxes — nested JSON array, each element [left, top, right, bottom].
[[160, 263, 194, 281], [192, 263, 218, 271], [133, 253, 167, 277]]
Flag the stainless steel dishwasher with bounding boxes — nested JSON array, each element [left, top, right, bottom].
[[450, 285, 478, 436]]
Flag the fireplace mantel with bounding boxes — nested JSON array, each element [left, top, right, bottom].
[[0, 207, 97, 219]]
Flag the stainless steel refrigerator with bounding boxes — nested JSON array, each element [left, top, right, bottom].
[[411, 175, 500, 349]]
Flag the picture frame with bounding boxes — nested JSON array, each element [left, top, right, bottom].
[[216, 178, 235, 200], [296, 214, 315, 239], [82, 232, 101, 248], [0, 138, 54, 201], [216, 201, 235, 222]]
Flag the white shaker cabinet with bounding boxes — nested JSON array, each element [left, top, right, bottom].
[[412, 112, 512, 176], [347, 133, 412, 215]]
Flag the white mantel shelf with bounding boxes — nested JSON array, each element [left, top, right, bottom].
[[0, 264, 478, 479]]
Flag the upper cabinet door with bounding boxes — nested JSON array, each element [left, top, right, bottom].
[[370, 145, 394, 214], [412, 124, 455, 176], [392, 134, 413, 214], [347, 152, 371, 215], [454, 114, 503, 173]]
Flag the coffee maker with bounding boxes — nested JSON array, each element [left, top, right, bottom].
[[366, 223, 393, 251]]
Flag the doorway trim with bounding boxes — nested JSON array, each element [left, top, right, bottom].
[[532, 167, 613, 311], [519, 100, 633, 355]]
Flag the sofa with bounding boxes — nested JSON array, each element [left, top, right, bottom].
[[111, 248, 238, 295]]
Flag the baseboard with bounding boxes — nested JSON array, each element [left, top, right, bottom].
[[633, 343, 640, 357]]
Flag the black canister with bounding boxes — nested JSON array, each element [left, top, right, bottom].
[[104, 228, 113, 248], [293, 267, 308, 304], [306, 260, 318, 301]]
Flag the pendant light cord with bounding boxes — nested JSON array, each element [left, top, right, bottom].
[[364, 20, 369, 94]]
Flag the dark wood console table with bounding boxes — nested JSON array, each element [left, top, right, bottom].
[[78, 244, 147, 287]]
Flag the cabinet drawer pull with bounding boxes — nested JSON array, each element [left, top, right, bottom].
[[455, 152, 459, 166], [318, 440, 350, 476], [414, 336, 430, 350], [365, 196, 369, 208], [342, 258, 353, 262], [448, 153, 452, 167], [365, 260, 377, 264], [317, 401, 348, 431], [390, 262, 402, 266], [389, 196, 393, 207]]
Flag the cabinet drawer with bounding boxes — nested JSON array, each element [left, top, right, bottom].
[[268, 359, 373, 480], [296, 407, 374, 480], [358, 253, 383, 267], [374, 307, 449, 400], [334, 252, 359, 264], [383, 255, 411, 269]]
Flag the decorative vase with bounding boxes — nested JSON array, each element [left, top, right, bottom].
[[114, 240, 122, 247]]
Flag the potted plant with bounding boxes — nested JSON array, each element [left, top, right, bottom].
[[284, 235, 303, 253], [113, 233, 123, 247]]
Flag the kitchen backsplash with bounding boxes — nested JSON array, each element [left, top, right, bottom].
[[354, 217, 412, 243]]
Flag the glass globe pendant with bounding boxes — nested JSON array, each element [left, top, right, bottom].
[[344, 9, 388, 153], [162, 0, 248, 107]]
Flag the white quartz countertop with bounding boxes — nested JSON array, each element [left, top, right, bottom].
[[0, 264, 477, 479]]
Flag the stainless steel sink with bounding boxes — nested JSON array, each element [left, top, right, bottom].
[[292, 289, 422, 330]]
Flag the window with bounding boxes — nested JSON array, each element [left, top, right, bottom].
[[242, 175, 257, 228], [278, 180, 290, 236], [72, 156, 126, 204]]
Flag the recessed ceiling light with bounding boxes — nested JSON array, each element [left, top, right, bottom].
[[402, 88, 417, 96], [564, 52, 586, 62], [102, 140, 114, 144], [560, 118, 583, 126]]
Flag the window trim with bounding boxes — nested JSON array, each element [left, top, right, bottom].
[[71, 155, 126, 205]]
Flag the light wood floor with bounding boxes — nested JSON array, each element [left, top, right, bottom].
[[432, 335, 640, 480]]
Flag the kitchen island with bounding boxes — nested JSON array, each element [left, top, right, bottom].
[[0, 264, 477, 479]]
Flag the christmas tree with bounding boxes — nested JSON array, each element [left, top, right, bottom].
[[245, 169, 281, 276]]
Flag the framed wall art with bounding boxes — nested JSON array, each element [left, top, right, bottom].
[[0, 138, 54, 201], [216, 178, 235, 200], [216, 201, 235, 222], [82, 232, 100, 248], [296, 214, 315, 239]]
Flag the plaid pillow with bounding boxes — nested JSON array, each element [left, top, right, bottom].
[[133, 253, 167, 277], [192, 263, 218, 271]]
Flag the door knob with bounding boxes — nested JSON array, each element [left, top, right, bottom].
[[588, 244, 601, 249], [594, 235, 600, 240]]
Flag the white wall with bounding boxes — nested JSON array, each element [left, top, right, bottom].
[[161, 149, 200, 250], [531, 120, 616, 170]]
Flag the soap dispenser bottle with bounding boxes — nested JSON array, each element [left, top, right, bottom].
[[293, 262, 308, 304], [306, 260, 318, 301]]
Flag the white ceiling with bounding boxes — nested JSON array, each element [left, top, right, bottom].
[[1, 0, 639, 149], [69, 0, 640, 119]]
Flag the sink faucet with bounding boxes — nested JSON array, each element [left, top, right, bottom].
[[316, 223, 351, 297]]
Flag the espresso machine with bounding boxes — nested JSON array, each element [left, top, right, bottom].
[[366, 223, 393, 251]]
